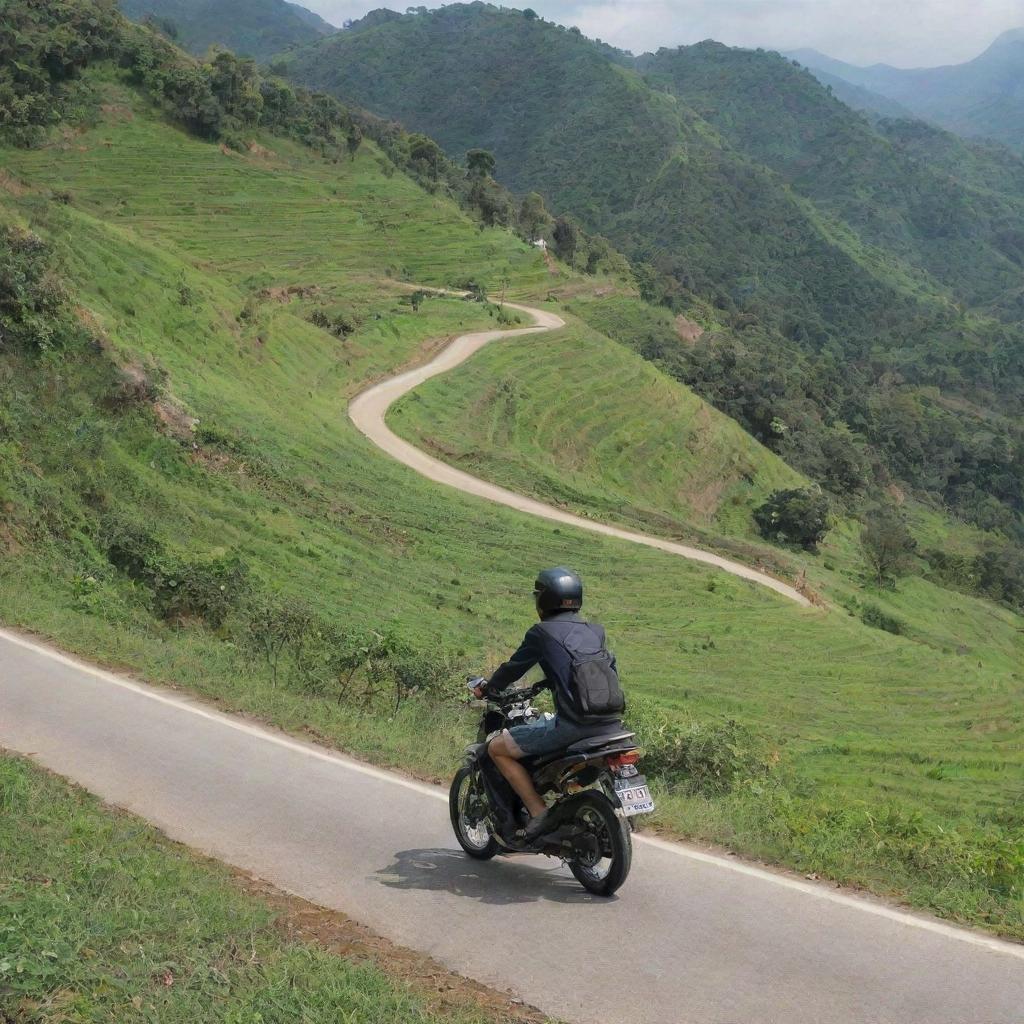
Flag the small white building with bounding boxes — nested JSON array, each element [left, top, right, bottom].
[[533, 238, 548, 251]]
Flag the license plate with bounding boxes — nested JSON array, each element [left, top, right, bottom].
[[614, 775, 655, 816]]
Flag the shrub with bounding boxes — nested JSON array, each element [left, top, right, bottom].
[[307, 308, 358, 338], [861, 506, 917, 586], [148, 552, 249, 628], [926, 543, 1024, 612], [860, 602, 905, 635], [242, 594, 316, 687], [627, 697, 775, 795], [0, 228, 84, 353], [100, 513, 163, 581], [754, 488, 830, 551]]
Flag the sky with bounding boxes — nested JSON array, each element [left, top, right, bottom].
[[300, 0, 1024, 66]]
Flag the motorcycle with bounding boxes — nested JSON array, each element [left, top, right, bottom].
[[448, 678, 655, 896]]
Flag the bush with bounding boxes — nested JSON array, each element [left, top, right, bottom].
[[627, 698, 776, 795], [753, 488, 830, 550], [242, 594, 317, 687], [322, 627, 465, 712], [100, 513, 163, 581], [0, 228, 84, 353], [148, 552, 249, 628], [925, 543, 1024, 612], [859, 602, 905, 635], [307, 308, 358, 338]]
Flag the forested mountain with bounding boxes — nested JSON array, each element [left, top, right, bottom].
[[283, 3, 1024, 542], [791, 30, 1024, 151], [118, 0, 335, 59], [807, 67, 915, 121]]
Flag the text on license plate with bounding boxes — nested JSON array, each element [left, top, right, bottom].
[[614, 776, 655, 816]]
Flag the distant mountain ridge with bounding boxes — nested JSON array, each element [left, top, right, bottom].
[[789, 30, 1024, 151], [118, 0, 335, 59]]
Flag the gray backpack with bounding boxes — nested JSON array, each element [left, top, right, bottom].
[[550, 621, 625, 723]]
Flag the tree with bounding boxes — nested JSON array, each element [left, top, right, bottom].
[[469, 176, 514, 227], [409, 133, 444, 178], [142, 14, 179, 40], [552, 215, 582, 264], [860, 507, 917, 586], [518, 191, 553, 241], [346, 122, 362, 160], [754, 489, 830, 551], [523, 8, 538, 19], [207, 50, 263, 128], [466, 148, 496, 179]]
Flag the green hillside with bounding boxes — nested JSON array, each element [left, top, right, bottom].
[[283, 4, 1024, 547], [1, 0, 1023, 941], [389, 315, 805, 544], [119, 0, 335, 59]]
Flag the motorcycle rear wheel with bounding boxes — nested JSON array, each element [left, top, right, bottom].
[[568, 792, 632, 896], [449, 766, 499, 860]]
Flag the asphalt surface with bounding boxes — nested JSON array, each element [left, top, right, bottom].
[[3, 627, 1023, 1024], [348, 300, 811, 607]]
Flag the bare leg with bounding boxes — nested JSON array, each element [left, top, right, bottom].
[[487, 734, 546, 818]]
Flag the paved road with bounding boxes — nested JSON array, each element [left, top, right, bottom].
[[3, 627, 1022, 1024], [349, 300, 811, 607]]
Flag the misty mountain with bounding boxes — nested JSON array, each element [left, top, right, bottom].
[[791, 29, 1024, 151]]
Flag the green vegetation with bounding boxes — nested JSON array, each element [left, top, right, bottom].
[[119, 0, 336, 61], [1, 0, 1022, 945], [0, 755, 542, 1023], [284, 4, 1024, 549], [389, 317, 803, 547], [753, 489, 831, 552]]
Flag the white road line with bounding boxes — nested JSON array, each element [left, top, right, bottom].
[[4, 624, 1023, 962]]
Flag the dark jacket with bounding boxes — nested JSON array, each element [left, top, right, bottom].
[[487, 611, 621, 725]]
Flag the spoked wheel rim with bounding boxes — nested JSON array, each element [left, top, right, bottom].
[[571, 804, 616, 882], [456, 772, 493, 852]]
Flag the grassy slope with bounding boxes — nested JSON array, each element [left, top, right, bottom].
[[391, 283, 1024, 668], [1, 77, 1022, 934], [0, 755, 544, 1023], [389, 314, 804, 544]]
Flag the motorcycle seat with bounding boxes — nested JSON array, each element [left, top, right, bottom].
[[564, 731, 636, 753], [524, 731, 638, 770]]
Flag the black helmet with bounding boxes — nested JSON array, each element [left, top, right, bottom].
[[533, 566, 583, 617]]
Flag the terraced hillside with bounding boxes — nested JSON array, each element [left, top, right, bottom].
[[1, 9, 1022, 939]]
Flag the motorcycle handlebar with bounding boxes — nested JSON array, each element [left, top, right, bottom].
[[490, 680, 548, 704], [465, 676, 548, 704]]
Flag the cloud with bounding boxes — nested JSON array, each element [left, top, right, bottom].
[[304, 0, 1024, 66]]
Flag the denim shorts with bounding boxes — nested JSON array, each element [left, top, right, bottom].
[[503, 715, 615, 758]]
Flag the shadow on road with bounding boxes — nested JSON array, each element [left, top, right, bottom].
[[374, 847, 615, 905]]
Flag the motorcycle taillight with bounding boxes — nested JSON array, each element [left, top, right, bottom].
[[605, 751, 640, 769]]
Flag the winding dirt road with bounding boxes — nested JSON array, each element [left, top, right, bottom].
[[349, 300, 812, 606]]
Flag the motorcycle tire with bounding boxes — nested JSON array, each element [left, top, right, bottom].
[[567, 791, 632, 896], [449, 765, 499, 860]]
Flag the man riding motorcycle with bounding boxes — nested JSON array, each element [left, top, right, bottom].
[[474, 567, 625, 841]]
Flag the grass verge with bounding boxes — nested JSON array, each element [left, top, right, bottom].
[[0, 753, 552, 1024]]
